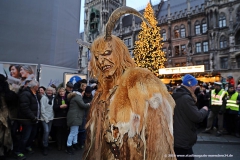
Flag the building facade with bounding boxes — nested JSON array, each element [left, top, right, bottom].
[[83, 0, 240, 85]]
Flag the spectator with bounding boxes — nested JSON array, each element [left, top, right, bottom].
[[66, 91, 90, 154], [40, 87, 55, 156], [38, 86, 46, 97], [50, 84, 57, 89], [90, 83, 97, 96], [197, 84, 210, 109], [80, 80, 87, 92], [172, 74, 208, 159], [78, 86, 93, 148], [83, 86, 93, 103], [15, 80, 40, 160], [19, 65, 35, 85], [202, 82, 227, 136], [53, 87, 68, 151], [237, 84, 240, 94], [7, 64, 22, 93], [224, 84, 240, 137], [66, 81, 74, 94], [73, 79, 87, 92], [197, 85, 210, 128], [227, 76, 235, 88], [9, 64, 21, 79]]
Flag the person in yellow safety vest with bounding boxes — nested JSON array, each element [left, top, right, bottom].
[[225, 84, 240, 137], [202, 82, 227, 136]]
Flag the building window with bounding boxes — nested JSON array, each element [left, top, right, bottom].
[[219, 13, 226, 28], [237, 56, 240, 68], [203, 41, 209, 52], [180, 25, 185, 38], [196, 42, 201, 53], [168, 46, 172, 57], [181, 45, 186, 55], [196, 61, 202, 65], [162, 48, 167, 57], [237, 7, 240, 21], [175, 46, 180, 56], [162, 48, 167, 53], [124, 37, 132, 48], [162, 29, 167, 41], [195, 21, 201, 35], [135, 34, 139, 41], [175, 63, 180, 67], [236, 30, 240, 45], [203, 60, 209, 70], [129, 50, 133, 57], [174, 26, 179, 38], [220, 36, 227, 49], [220, 57, 228, 69], [202, 19, 207, 33]]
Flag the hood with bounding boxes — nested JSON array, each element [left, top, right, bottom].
[[67, 92, 77, 100], [172, 86, 191, 100]]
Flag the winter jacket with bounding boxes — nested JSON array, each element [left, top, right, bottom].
[[18, 87, 41, 124], [67, 92, 90, 127], [40, 95, 54, 123], [209, 89, 227, 114], [172, 85, 208, 149], [226, 91, 240, 114], [197, 90, 210, 109], [53, 94, 69, 127]]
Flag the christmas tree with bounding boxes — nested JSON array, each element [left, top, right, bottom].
[[134, 2, 166, 77]]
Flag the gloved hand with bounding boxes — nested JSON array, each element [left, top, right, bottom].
[[218, 110, 223, 115], [31, 117, 38, 123]]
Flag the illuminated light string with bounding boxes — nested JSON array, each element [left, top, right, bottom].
[[134, 2, 166, 77]]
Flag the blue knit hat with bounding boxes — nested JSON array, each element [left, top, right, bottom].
[[182, 74, 198, 87]]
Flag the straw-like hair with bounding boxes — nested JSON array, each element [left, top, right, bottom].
[[90, 35, 136, 90]]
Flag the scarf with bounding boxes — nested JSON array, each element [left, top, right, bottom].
[[47, 95, 54, 105], [182, 85, 197, 103]]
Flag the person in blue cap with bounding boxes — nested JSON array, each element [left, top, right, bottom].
[[172, 74, 208, 159]]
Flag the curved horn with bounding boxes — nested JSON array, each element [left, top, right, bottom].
[[105, 6, 151, 41], [76, 39, 91, 49]]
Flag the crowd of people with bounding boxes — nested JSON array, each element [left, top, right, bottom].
[[0, 71, 96, 160], [172, 74, 240, 160]]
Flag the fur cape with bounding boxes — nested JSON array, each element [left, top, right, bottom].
[[83, 67, 176, 160], [0, 95, 12, 156]]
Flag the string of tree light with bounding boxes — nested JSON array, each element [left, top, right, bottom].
[[134, 2, 166, 77]]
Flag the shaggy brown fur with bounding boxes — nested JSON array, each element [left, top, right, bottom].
[[83, 35, 176, 160]]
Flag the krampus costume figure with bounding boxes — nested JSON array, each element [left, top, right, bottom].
[[77, 7, 176, 160], [0, 73, 18, 158]]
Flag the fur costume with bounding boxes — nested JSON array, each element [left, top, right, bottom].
[[77, 6, 176, 160], [0, 74, 14, 156]]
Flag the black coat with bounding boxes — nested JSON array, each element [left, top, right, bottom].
[[53, 94, 69, 127], [197, 90, 210, 109], [172, 86, 208, 149], [18, 87, 41, 124]]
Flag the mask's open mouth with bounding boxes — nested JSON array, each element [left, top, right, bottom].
[[102, 65, 112, 71]]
